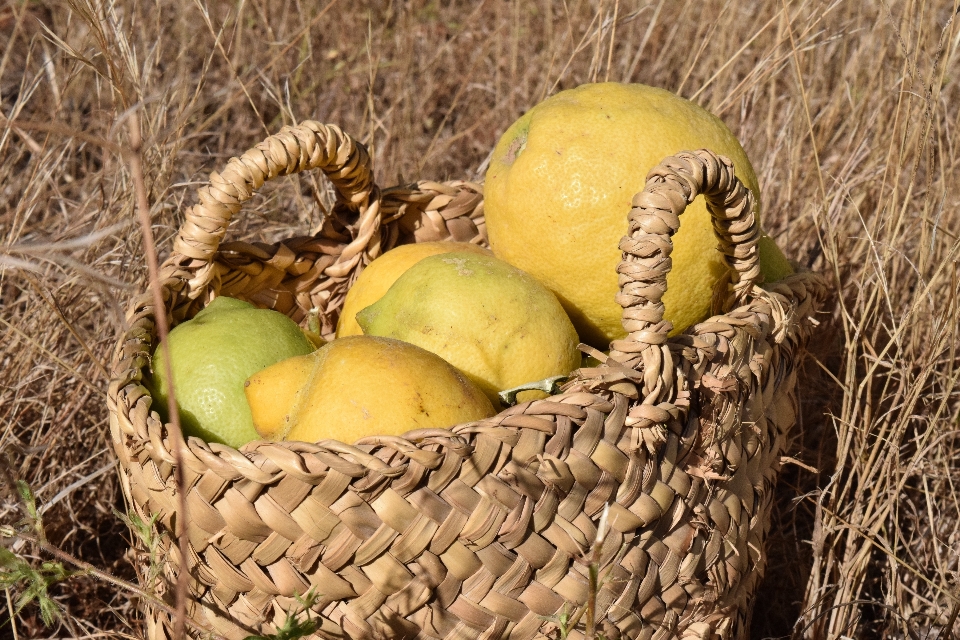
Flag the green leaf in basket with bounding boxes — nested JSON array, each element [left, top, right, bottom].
[[498, 374, 569, 407]]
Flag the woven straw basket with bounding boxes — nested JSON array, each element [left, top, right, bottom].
[[108, 121, 827, 640]]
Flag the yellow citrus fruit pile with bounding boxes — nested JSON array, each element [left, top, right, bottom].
[[156, 82, 796, 450]]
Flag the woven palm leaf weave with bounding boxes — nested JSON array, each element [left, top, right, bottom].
[[108, 121, 827, 640]]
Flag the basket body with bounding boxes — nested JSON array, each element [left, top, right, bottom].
[[108, 122, 826, 640]]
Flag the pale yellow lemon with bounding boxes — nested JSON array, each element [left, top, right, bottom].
[[336, 241, 490, 338], [484, 82, 793, 348], [356, 252, 581, 406], [244, 335, 495, 444]]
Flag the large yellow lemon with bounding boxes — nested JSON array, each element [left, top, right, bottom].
[[356, 252, 581, 406], [484, 82, 793, 348], [244, 335, 495, 444], [336, 241, 490, 338]]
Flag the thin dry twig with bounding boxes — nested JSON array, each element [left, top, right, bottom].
[[123, 109, 192, 640]]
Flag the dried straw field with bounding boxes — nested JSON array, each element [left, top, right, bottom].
[[1, 0, 958, 638]]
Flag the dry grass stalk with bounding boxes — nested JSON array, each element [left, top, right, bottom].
[[0, 0, 958, 638]]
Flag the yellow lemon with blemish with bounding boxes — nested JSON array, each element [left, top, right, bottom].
[[244, 335, 495, 444], [484, 82, 793, 348]]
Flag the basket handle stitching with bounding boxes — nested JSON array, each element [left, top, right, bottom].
[[610, 149, 761, 365]]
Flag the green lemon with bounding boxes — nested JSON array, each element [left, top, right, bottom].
[[150, 296, 315, 448]]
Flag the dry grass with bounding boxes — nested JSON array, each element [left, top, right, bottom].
[[1, 0, 958, 638]]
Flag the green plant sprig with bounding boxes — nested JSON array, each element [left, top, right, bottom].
[[243, 588, 321, 640], [0, 547, 75, 626], [0, 473, 227, 639]]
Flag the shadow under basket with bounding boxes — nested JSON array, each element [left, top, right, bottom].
[[108, 121, 828, 640]]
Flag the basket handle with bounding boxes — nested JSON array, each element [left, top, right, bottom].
[[609, 149, 761, 359], [170, 121, 379, 297]]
